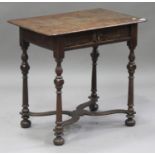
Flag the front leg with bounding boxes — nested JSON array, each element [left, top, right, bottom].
[[20, 40, 31, 128], [53, 58, 64, 145], [125, 24, 137, 126], [53, 38, 65, 145]]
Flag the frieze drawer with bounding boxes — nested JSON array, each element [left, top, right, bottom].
[[96, 26, 130, 44], [63, 31, 94, 50], [63, 25, 130, 50]]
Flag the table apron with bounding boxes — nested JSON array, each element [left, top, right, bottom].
[[20, 25, 131, 51], [64, 25, 131, 50]]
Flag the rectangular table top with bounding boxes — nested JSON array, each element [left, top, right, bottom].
[[8, 8, 146, 36]]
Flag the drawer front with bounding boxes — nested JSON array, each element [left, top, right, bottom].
[[63, 25, 130, 50], [97, 26, 130, 43], [63, 31, 94, 50]]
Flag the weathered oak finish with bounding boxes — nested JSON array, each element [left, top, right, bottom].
[[8, 8, 146, 146], [8, 8, 144, 36]]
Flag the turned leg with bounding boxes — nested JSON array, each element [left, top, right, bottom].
[[20, 40, 31, 128], [125, 40, 137, 126], [89, 46, 99, 112], [53, 57, 64, 145]]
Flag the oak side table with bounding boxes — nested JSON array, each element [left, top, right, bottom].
[[8, 8, 146, 146]]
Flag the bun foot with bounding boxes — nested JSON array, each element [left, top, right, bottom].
[[53, 136, 65, 146], [125, 118, 136, 127], [20, 119, 31, 128], [89, 104, 99, 112]]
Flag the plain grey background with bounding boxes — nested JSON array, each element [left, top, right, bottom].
[[0, 2, 155, 153]]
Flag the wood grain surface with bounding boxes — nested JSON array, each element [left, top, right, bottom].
[[8, 8, 146, 36]]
